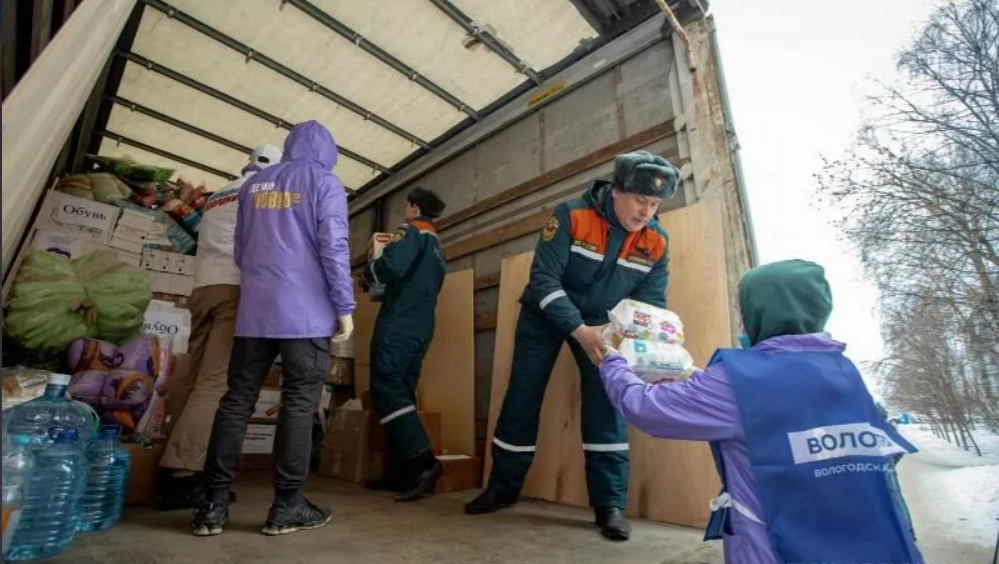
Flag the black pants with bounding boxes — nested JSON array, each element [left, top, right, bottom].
[[203, 337, 329, 502]]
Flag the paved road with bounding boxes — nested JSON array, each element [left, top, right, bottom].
[[897, 450, 997, 564]]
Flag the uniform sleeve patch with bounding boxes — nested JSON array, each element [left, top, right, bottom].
[[391, 226, 408, 243], [541, 216, 560, 242]]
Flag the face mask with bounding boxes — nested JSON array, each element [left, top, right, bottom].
[[736, 330, 753, 350]]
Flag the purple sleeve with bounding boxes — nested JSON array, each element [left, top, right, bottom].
[[316, 178, 356, 317], [599, 353, 743, 441]]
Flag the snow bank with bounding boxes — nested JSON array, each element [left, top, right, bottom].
[[899, 424, 999, 550], [901, 424, 999, 467]]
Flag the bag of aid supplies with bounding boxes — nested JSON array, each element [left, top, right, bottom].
[[606, 299, 693, 383]]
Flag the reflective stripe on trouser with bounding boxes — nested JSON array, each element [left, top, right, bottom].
[[370, 329, 431, 463], [489, 308, 629, 508]]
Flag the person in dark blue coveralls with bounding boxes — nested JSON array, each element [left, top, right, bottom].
[[465, 151, 681, 541], [362, 187, 447, 503]]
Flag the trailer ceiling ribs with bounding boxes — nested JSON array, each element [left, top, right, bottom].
[[140, 0, 429, 149]]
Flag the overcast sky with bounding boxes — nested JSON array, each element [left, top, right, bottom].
[[707, 0, 940, 381]]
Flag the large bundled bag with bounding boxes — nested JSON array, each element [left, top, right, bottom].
[[55, 173, 131, 205], [66, 334, 173, 437], [606, 299, 694, 383], [66, 335, 173, 437], [4, 250, 152, 368]]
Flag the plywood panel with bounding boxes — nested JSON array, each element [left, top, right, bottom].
[[352, 269, 476, 456], [628, 197, 730, 526], [417, 269, 476, 456], [483, 198, 729, 528]]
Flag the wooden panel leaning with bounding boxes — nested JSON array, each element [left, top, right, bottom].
[[351, 268, 477, 457]]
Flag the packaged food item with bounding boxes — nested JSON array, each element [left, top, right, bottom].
[[606, 299, 694, 383], [617, 338, 693, 383], [366, 233, 393, 301], [608, 299, 684, 345]]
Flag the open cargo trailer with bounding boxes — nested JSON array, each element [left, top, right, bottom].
[[2, 0, 756, 561]]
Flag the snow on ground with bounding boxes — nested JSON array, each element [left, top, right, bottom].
[[897, 424, 999, 556], [902, 424, 999, 467]]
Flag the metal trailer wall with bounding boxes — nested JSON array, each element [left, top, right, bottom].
[[348, 13, 754, 445]]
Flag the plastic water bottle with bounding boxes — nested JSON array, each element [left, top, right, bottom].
[[5, 427, 89, 561], [77, 426, 132, 532], [5, 373, 96, 448], [2, 435, 35, 559]]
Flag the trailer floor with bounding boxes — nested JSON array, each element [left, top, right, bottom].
[[47, 471, 723, 564]]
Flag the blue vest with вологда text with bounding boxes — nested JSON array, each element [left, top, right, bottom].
[[704, 348, 925, 564]]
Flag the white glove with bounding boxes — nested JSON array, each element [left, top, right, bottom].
[[332, 315, 354, 342]]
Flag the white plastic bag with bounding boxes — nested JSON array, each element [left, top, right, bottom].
[[608, 299, 685, 345], [606, 299, 694, 383], [617, 338, 693, 383]]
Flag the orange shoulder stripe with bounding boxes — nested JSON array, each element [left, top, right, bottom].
[[569, 208, 608, 254], [411, 219, 437, 234]]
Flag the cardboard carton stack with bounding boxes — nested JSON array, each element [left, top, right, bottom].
[[317, 398, 481, 493], [141, 249, 196, 297], [109, 208, 171, 265], [328, 334, 355, 387]]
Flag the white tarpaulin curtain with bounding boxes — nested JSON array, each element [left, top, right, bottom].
[[1, 0, 138, 278]]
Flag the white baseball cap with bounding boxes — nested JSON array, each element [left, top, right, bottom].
[[250, 144, 283, 169]]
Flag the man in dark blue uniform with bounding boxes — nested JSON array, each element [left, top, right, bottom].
[[362, 187, 447, 502], [465, 151, 680, 541]]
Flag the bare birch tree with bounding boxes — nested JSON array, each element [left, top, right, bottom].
[[817, 0, 998, 447]]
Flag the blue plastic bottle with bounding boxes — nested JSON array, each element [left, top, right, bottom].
[[77, 426, 132, 532], [5, 427, 89, 561], [5, 373, 96, 448], [2, 435, 36, 559]]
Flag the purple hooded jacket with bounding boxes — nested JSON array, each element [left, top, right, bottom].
[[233, 121, 355, 339], [600, 333, 849, 564]]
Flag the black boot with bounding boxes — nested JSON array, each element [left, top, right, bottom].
[[156, 471, 206, 511], [464, 488, 517, 515], [395, 452, 443, 502], [594, 507, 631, 541]]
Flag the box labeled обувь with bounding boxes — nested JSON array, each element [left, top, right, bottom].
[[36, 190, 118, 244]]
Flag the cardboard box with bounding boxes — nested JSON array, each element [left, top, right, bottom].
[[143, 300, 192, 354], [363, 454, 482, 494], [369, 232, 393, 260], [36, 190, 118, 244], [327, 357, 354, 386], [242, 423, 277, 454], [253, 388, 282, 420], [31, 228, 106, 259], [332, 337, 355, 359], [318, 408, 371, 483], [240, 454, 274, 471], [124, 441, 167, 506], [369, 411, 441, 454], [264, 364, 282, 388], [435, 455, 483, 493]]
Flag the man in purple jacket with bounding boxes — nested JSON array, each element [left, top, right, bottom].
[[192, 121, 355, 538]]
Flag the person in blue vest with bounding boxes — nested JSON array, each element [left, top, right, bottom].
[[465, 151, 681, 541], [598, 259, 925, 564], [361, 187, 447, 502]]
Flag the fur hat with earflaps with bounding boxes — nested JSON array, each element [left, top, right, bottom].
[[612, 150, 680, 198]]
